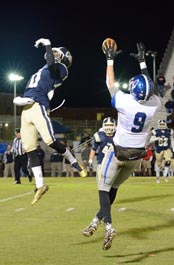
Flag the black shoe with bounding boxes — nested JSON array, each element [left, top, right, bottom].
[[13, 180, 21, 184], [28, 176, 33, 182]]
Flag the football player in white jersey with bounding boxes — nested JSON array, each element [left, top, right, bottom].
[[83, 39, 161, 251], [13, 38, 87, 205]]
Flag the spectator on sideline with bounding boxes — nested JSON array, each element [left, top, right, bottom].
[[156, 72, 166, 98], [141, 145, 153, 176], [50, 151, 64, 177], [3, 144, 15, 178]]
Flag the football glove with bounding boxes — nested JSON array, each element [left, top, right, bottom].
[[102, 38, 122, 60], [88, 162, 93, 171], [130, 42, 145, 63], [34, 38, 51, 48]]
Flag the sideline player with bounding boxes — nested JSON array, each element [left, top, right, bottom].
[[83, 117, 117, 234], [150, 120, 174, 183]]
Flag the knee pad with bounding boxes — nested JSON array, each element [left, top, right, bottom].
[[27, 150, 40, 167], [49, 140, 66, 154]]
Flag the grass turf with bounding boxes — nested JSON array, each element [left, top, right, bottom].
[[0, 176, 174, 265]]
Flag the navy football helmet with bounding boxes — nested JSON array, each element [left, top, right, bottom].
[[129, 74, 154, 103], [102, 117, 116, 135], [44, 47, 72, 68], [158, 120, 167, 129]]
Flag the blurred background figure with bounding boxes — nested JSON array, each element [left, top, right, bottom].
[[156, 72, 166, 98], [81, 142, 92, 176], [36, 143, 45, 176], [50, 151, 64, 177], [141, 145, 153, 176], [64, 142, 74, 177], [150, 120, 174, 183], [3, 143, 15, 178]]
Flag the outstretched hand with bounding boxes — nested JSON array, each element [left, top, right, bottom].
[[34, 38, 51, 48], [102, 38, 122, 60], [130, 42, 145, 62]]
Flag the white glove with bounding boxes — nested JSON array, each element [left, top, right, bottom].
[[34, 38, 51, 48]]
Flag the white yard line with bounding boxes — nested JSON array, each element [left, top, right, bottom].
[[0, 191, 33, 203]]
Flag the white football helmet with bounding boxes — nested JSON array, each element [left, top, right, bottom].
[[158, 120, 167, 129], [102, 117, 116, 135], [44, 47, 72, 68]]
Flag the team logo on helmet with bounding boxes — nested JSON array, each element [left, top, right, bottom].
[[129, 74, 154, 103]]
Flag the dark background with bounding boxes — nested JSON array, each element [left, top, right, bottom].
[[0, 2, 173, 108]]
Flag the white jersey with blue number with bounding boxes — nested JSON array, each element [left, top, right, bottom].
[[112, 90, 161, 148]]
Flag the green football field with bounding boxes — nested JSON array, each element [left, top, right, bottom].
[[0, 176, 174, 265]]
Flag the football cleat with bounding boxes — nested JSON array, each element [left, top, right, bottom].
[[83, 218, 101, 237], [72, 162, 87, 177], [31, 185, 49, 206], [164, 177, 169, 183], [103, 224, 117, 250]]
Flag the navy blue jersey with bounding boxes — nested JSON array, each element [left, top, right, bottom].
[[153, 128, 172, 152], [92, 130, 115, 164], [23, 63, 68, 109]]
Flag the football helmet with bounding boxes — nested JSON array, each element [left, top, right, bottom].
[[158, 120, 167, 129], [44, 47, 72, 68], [129, 74, 154, 103], [102, 117, 116, 135]]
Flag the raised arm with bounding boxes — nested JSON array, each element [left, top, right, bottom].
[[130, 42, 150, 77], [34, 38, 54, 66], [102, 38, 122, 97]]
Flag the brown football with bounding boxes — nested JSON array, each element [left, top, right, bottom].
[[102, 38, 117, 54]]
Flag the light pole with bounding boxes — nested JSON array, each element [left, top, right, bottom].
[[145, 50, 157, 83], [8, 73, 24, 130]]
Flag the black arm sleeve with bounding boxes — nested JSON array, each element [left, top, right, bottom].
[[141, 67, 150, 77], [45, 45, 54, 66], [45, 45, 61, 80]]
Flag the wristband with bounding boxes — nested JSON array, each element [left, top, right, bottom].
[[140, 62, 147, 70], [107, 60, 114, 66]]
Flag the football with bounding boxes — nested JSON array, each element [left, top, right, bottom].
[[102, 38, 117, 54]]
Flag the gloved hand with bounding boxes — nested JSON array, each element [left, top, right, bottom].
[[105, 49, 122, 60], [88, 159, 93, 171], [34, 38, 51, 48], [88, 162, 93, 171], [130, 42, 145, 63], [102, 38, 122, 60]]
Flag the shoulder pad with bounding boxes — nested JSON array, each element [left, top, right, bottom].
[[94, 132, 102, 142]]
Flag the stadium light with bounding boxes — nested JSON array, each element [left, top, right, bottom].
[[8, 73, 24, 130], [145, 51, 157, 83]]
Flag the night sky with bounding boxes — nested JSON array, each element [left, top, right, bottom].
[[0, 2, 173, 108]]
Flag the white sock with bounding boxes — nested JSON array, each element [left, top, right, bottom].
[[32, 166, 44, 188], [163, 167, 169, 178], [155, 165, 160, 177], [63, 148, 76, 164]]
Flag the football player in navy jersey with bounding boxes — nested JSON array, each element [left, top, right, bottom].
[[87, 117, 116, 183], [83, 117, 117, 233], [13, 38, 87, 205], [150, 120, 174, 183]]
